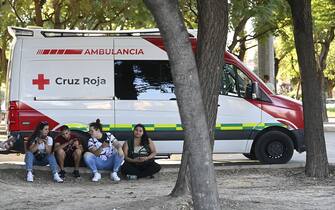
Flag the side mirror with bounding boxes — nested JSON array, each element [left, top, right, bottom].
[[252, 82, 261, 100]]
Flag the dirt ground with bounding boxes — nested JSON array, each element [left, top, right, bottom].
[[0, 167, 335, 210]]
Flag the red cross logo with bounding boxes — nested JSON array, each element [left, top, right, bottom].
[[32, 74, 50, 90]]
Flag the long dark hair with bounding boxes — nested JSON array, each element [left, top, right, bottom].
[[28, 121, 49, 145], [134, 124, 149, 146], [89, 119, 103, 132]]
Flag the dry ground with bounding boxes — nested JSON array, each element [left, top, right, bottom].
[[1, 166, 335, 210]]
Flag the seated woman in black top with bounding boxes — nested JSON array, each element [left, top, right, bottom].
[[121, 124, 161, 179]]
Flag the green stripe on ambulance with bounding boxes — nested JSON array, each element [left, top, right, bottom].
[[66, 122, 286, 132]]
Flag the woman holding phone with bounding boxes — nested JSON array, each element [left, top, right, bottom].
[[24, 121, 63, 183], [83, 119, 124, 182]]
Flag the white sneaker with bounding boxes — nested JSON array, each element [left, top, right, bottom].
[[92, 172, 101, 182], [111, 172, 120, 182], [27, 171, 34, 182], [53, 173, 64, 183]]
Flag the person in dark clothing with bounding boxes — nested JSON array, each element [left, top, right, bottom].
[[121, 124, 161, 179]]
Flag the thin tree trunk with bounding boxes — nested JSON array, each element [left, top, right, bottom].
[[238, 39, 247, 61], [0, 33, 8, 83], [144, 0, 220, 209], [33, 0, 43, 26], [288, 0, 329, 178], [326, 79, 335, 98], [228, 16, 249, 52], [317, 28, 334, 122], [295, 80, 300, 100], [0, 48, 7, 83], [53, 0, 62, 29], [170, 0, 229, 197], [320, 72, 329, 122], [170, 143, 190, 197], [196, 0, 228, 148]]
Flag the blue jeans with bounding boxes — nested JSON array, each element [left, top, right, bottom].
[[25, 151, 58, 175], [84, 152, 124, 173]]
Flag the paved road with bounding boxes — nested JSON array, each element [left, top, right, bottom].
[[291, 131, 335, 164]]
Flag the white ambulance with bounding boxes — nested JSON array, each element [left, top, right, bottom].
[[5, 27, 305, 164]]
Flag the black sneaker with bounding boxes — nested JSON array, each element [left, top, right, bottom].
[[73, 170, 80, 178], [59, 170, 66, 179]]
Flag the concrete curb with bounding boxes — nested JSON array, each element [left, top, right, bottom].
[[324, 123, 335, 132], [0, 162, 310, 174]]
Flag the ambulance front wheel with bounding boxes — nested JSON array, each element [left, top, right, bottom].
[[255, 130, 294, 164]]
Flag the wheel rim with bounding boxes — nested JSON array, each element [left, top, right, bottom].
[[266, 141, 284, 159]]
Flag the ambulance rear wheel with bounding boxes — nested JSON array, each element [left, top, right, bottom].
[[255, 131, 294, 164]]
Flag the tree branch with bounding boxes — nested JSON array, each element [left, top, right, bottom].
[[6, 0, 24, 25], [187, 0, 198, 17], [228, 15, 251, 51], [318, 27, 335, 71], [245, 44, 258, 50]]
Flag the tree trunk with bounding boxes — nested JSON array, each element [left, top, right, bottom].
[[326, 79, 335, 98], [196, 0, 228, 148], [0, 34, 8, 83], [274, 52, 280, 79], [228, 16, 249, 52], [295, 80, 300, 100], [144, 0, 220, 209], [238, 38, 246, 61], [317, 27, 334, 122], [170, 143, 191, 197], [288, 0, 329, 178], [170, 0, 229, 197], [0, 48, 8, 83], [53, 0, 62, 29], [33, 0, 43, 27], [320, 72, 329, 122]]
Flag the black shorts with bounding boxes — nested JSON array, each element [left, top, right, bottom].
[[55, 150, 74, 167], [56, 149, 86, 167]]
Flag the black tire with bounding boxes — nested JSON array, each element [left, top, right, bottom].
[[255, 130, 294, 164], [243, 152, 257, 160]]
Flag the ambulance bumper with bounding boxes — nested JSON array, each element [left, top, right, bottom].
[[292, 129, 305, 153]]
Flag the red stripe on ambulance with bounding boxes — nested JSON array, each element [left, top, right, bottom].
[[57, 49, 65, 54], [64, 49, 83, 54], [42, 49, 50, 54], [50, 49, 57, 54], [37, 49, 83, 55]]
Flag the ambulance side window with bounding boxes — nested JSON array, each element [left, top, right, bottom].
[[221, 64, 252, 98], [114, 60, 175, 100]]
